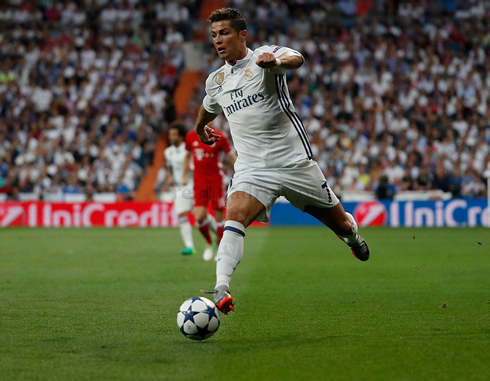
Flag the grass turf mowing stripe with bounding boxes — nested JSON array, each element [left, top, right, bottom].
[[0, 227, 489, 380]]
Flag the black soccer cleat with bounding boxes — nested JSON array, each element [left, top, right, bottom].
[[348, 236, 370, 261]]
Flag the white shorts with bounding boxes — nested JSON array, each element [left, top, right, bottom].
[[174, 186, 194, 215], [227, 159, 339, 223]]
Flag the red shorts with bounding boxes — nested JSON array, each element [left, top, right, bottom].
[[194, 182, 225, 210]]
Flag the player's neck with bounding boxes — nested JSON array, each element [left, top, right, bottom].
[[226, 46, 248, 66]]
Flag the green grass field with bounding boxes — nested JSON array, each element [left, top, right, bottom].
[[1, 227, 489, 380]]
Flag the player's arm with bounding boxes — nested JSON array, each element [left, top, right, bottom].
[[182, 152, 190, 186], [195, 106, 221, 145], [165, 164, 174, 187], [256, 51, 303, 70], [163, 152, 174, 189]]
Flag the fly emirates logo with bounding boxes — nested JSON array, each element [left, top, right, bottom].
[[224, 90, 266, 117]]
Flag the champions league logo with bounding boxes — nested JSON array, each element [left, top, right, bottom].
[[353, 201, 388, 227]]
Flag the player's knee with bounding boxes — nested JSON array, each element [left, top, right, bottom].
[[225, 208, 248, 226], [194, 209, 207, 224]]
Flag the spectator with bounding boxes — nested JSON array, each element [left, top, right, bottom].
[[0, 0, 194, 200]]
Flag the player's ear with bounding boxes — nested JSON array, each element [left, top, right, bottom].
[[239, 30, 247, 43]]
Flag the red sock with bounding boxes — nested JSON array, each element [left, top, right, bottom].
[[198, 221, 213, 245], [217, 222, 225, 245]]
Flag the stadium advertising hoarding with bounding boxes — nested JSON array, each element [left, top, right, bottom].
[[270, 199, 489, 227], [0, 202, 179, 228], [0, 199, 488, 227]]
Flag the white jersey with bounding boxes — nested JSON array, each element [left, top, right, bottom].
[[203, 45, 312, 171], [164, 143, 193, 188]]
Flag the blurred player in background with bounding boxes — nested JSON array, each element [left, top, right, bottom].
[[183, 126, 236, 261], [164, 123, 196, 255], [197, 8, 370, 313]]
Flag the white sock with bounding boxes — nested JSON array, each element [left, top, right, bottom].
[[179, 216, 194, 249], [215, 220, 245, 289], [207, 214, 217, 234], [340, 213, 359, 245]]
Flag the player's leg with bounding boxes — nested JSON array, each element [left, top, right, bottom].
[[194, 205, 214, 261], [212, 208, 224, 259], [211, 185, 226, 246], [175, 188, 196, 255], [194, 205, 213, 244], [305, 203, 369, 261], [207, 214, 217, 235], [178, 211, 196, 255], [209, 190, 265, 313], [282, 161, 370, 261], [193, 185, 215, 260], [304, 203, 352, 236]]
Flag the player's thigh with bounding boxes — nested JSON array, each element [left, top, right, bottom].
[[304, 203, 352, 236], [213, 209, 224, 222], [175, 189, 194, 216], [227, 169, 279, 224], [281, 160, 339, 212], [226, 191, 266, 228]]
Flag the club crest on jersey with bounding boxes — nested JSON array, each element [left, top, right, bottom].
[[244, 69, 253, 81], [215, 72, 224, 85]]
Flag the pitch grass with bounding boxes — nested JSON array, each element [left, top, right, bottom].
[[1, 227, 489, 381]]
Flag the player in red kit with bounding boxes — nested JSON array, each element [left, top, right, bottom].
[[183, 128, 236, 261]]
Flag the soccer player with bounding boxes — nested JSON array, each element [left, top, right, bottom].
[[183, 126, 236, 261], [164, 123, 196, 255], [197, 8, 371, 314]]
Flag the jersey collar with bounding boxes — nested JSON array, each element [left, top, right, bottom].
[[226, 48, 253, 70]]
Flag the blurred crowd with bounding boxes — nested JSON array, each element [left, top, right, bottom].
[[0, 0, 198, 200], [202, 0, 490, 199], [1, 0, 489, 201]]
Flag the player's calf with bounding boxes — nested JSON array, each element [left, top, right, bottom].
[[337, 213, 370, 261]]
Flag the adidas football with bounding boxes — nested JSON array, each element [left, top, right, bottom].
[[177, 297, 220, 340]]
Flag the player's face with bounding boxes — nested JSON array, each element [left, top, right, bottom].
[[169, 129, 182, 146], [211, 21, 246, 62]]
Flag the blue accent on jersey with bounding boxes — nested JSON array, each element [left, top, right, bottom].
[[278, 76, 313, 157], [322, 181, 333, 203], [223, 226, 245, 237], [225, 174, 234, 204], [275, 75, 313, 159]]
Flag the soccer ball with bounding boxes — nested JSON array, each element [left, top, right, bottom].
[[177, 297, 220, 340]]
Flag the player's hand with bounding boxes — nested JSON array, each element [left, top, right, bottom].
[[198, 125, 221, 145], [168, 175, 174, 186], [182, 176, 187, 186], [256, 53, 278, 69]]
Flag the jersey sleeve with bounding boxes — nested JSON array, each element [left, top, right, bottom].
[[202, 79, 223, 114], [262, 45, 304, 74]]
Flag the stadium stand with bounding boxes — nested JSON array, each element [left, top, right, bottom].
[[0, 0, 199, 201], [0, 0, 489, 202]]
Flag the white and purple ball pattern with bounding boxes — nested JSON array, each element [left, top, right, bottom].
[[177, 297, 220, 340]]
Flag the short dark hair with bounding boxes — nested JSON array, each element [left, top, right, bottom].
[[208, 8, 247, 33], [170, 122, 187, 138]]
